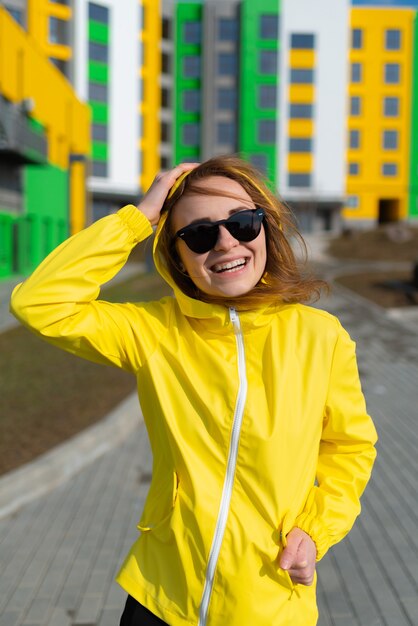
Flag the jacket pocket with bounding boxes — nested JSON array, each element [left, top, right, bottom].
[[137, 471, 179, 532]]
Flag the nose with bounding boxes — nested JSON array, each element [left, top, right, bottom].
[[213, 225, 239, 251]]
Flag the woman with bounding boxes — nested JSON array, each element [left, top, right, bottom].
[[10, 156, 377, 626]]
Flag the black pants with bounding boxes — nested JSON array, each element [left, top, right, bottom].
[[120, 595, 169, 626]]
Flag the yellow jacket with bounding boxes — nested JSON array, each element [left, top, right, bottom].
[[10, 205, 377, 626]]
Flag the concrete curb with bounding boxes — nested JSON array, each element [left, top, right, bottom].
[[0, 392, 142, 520]]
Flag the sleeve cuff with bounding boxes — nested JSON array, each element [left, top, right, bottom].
[[117, 205, 153, 243], [295, 512, 331, 561]]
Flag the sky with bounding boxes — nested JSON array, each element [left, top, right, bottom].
[[352, 0, 418, 6]]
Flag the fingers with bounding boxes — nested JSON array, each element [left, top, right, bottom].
[[138, 163, 199, 226], [158, 162, 200, 189], [279, 527, 317, 587]]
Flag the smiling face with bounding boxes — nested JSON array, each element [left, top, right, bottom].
[[171, 176, 267, 299]]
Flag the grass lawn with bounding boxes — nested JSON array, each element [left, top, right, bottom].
[[0, 271, 171, 475]]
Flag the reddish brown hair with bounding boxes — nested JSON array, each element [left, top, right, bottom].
[[158, 155, 327, 310]]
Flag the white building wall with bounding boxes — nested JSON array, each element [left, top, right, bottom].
[[73, 0, 140, 197], [278, 0, 350, 201]]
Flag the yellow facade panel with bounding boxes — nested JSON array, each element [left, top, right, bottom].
[[288, 85, 314, 103], [346, 7, 414, 221], [46, 44, 72, 61], [288, 120, 314, 137], [289, 50, 315, 68], [287, 154, 313, 172], [140, 0, 161, 192], [48, 3, 72, 20]]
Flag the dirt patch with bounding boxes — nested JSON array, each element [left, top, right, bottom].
[[335, 271, 417, 308], [327, 224, 418, 263]]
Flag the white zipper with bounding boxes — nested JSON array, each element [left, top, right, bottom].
[[198, 307, 248, 626]]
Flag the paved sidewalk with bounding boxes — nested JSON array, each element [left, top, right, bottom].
[[1, 285, 418, 624]]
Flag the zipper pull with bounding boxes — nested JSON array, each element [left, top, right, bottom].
[[229, 307, 238, 324]]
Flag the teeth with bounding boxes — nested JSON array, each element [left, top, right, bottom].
[[213, 258, 246, 273]]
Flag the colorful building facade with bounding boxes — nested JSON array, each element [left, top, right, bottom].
[[0, 4, 90, 279]]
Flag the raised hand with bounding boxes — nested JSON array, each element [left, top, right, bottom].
[[137, 163, 199, 226]]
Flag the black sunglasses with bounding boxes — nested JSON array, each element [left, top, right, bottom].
[[173, 208, 265, 254]]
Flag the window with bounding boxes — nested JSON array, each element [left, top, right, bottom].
[[141, 5, 146, 30], [217, 122, 236, 145], [89, 42, 108, 63], [183, 21, 201, 45], [218, 53, 237, 75], [162, 52, 171, 74], [183, 89, 201, 112], [288, 173, 311, 187], [382, 163, 398, 177], [50, 58, 67, 74], [290, 69, 314, 84], [249, 154, 268, 173], [351, 62, 362, 83], [385, 29, 401, 51], [352, 29, 363, 50], [161, 121, 171, 142], [49, 16, 67, 44], [289, 104, 313, 119], [349, 163, 360, 175], [350, 96, 361, 116], [383, 97, 399, 117], [218, 18, 238, 41], [218, 88, 236, 110], [347, 195, 359, 208], [291, 34, 315, 49], [161, 87, 171, 108], [182, 123, 200, 146], [5, 7, 24, 25], [384, 63, 400, 84], [183, 56, 201, 78], [92, 124, 108, 142], [258, 85, 277, 109], [162, 17, 171, 40], [88, 3, 109, 24], [349, 130, 360, 149], [258, 120, 276, 144], [259, 50, 278, 74], [288, 138, 312, 153], [260, 15, 279, 40], [383, 130, 398, 150], [89, 82, 108, 102], [92, 161, 108, 177], [161, 155, 171, 170]]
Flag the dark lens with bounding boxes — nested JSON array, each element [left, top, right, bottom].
[[181, 223, 218, 253], [226, 210, 263, 242]]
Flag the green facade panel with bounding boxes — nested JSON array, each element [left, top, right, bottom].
[[409, 13, 418, 219], [174, 3, 203, 164], [89, 101, 109, 124], [24, 164, 69, 268], [88, 61, 109, 84], [89, 20, 109, 45], [239, 0, 280, 187], [0, 165, 69, 280], [92, 141, 108, 161]]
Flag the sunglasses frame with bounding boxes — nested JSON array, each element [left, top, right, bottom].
[[173, 207, 265, 254]]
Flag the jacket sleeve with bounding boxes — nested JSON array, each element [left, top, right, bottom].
[[295, 322, 378, 560], [9, 205, 165, 373]]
